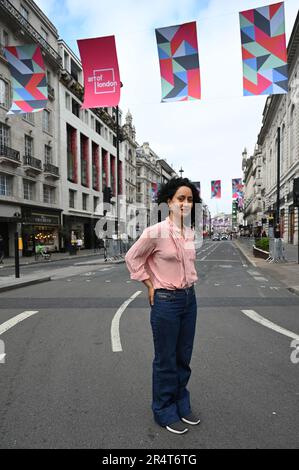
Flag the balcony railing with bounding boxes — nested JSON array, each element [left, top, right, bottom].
[[0, 0, 62, 67], [0, 144, 21, 164], [23, 155, 42, 171], [44, 162, 59, 177]]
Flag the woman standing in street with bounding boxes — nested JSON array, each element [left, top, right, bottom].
[[125, 177, 201, 435]]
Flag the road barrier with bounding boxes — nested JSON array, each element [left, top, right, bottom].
[[267, 238, 287, 263]]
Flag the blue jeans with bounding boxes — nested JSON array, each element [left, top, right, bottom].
[[150, 285, 197, 427]]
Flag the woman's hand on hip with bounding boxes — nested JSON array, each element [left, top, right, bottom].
[[142, 279, 155, 306]]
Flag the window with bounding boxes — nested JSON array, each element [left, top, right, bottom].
[[0, 78, 10, 108], [94, 196, 99, 212], [41, 28, 49, 42], [43, 185, 55, 204], [69, 189, 76, 208], [72, 99, 80, 118], [91, 116, 95, 130], [45, 145, 52, 165], [3, 31, 9, 47], [46, 70, 51, 85], [25, 135, 33, 156], [82, 193, 88, 211], [43, 109, 51, 133], [0, 173, 12, 196], [95, 120, 102, 135], [64, 51, 70, 71], [290, 105, 296, 164], [23, 180, 35, 200], [84, 110, 89, 125], [23, 113, 34, 124], [20, 5, 29, 20], [0, 122, 10, 147], [65, 92, 71, 110], [67, 124, 77, 183], [80, 134, 89, 187]]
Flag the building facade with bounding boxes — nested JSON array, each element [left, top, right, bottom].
[[255, 13, 299, 244], [242, 145, 264, 235], [58, 39, 125, 249], [0, 0, 62, 256], [122, 110, 137, 239]]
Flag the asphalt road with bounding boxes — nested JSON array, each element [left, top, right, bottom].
[[0, 240, 298, 449]]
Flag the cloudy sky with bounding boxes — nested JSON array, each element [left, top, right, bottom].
[[35, 0, 298, 216]]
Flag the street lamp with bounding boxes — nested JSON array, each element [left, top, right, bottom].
[[179, 167, 184, 178]]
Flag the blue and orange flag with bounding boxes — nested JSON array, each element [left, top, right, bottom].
[[239, 2, 288, 96], [4, 44, 48, 114], [211, 180, 221, 199], [155, 21, 201, 102]]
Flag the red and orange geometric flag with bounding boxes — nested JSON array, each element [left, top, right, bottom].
[[155, 21, 201, 102], [239, 2, 288, 96]]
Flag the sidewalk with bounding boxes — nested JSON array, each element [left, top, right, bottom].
[[1, 248, 124, 268], [0, 250, 126, 293], [234, 238, 299, 296]]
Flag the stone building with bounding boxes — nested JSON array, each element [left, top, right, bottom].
[[0, 0, 62, 256], [256, 12, 299, 244], [58, 39, 125, 249]]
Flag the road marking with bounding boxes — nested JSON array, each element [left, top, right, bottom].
[[200, 243, 220, 261], [247, 270, 260, 276], [111, 291, 142, 352], [199, 260, 239, 262], [105, 280, 111, 283], [241, 310, 299, 341], [0, 311, 39, 336], [218, 265, 232, 268], [254, 277, 268, 282], [100, 268, 113, 272]]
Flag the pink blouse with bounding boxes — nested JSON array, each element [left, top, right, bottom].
[[125, 216, 198, 290]]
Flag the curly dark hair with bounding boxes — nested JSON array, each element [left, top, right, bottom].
[[156, 177, 202, 227]]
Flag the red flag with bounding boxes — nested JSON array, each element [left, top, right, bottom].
[[77, 36, 121, 109]]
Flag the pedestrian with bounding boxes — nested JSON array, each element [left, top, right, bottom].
[[125, 177, 201, 435], [0, 235, 4, 265]]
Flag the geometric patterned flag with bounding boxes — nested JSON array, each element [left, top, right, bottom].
[[155, 21, 201, 102], [211, 180, 221, 199], [3, 45, 47, 114], [77, 36, 121, 108], [232, 178, 244, 198], [239, 2, 288, 96]]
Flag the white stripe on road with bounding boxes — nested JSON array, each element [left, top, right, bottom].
[[111, 291, 142, 353], [0, 311, 39, 336], [199, 243, 220, 261], [241, 310, 299, 341], [254, 277, 268, 282]]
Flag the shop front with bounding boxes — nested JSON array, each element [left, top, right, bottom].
[[21, 207, 62, 256], [63, 214, 100, 251], [0, 203, 22, 257]]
